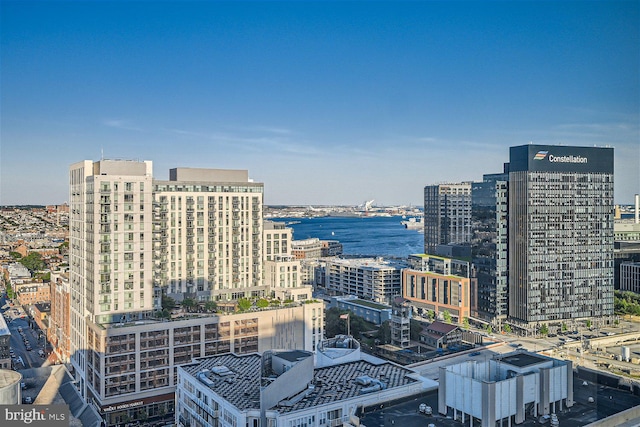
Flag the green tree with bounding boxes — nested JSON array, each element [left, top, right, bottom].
[[203, 301, 217, 313], [256, 298, 269, 309], [377, 321, 391, 344], [270, 299, 281, 306], [426, 310, 435, 321], [237, 298, 252, 312], [485, 324, 493, 334], [462, 317, 470, 330], [181, 297, 197, 312], [442, 310, 452, 324], [503, 324, 512, 334], [539, 324, 549, 336], [410, 319, 424, 341], [586, 319, 592, 329], [162, 295, 176, 311], [9, 251, 22, 260], [20, 252, 45, 272], [561, 322, 567, 332]]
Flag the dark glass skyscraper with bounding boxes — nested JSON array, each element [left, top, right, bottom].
[[508, 144, 614, 328], [472, 165, 509, 323]]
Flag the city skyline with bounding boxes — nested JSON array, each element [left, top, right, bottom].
[[1, 1, 638, 206]]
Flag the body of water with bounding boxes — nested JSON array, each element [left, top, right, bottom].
[[273, 216, 424, 258]]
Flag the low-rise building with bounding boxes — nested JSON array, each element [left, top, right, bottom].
[[325, 257, 404, 304], [328, 295, 392, 325], [176, 346, 423, 427], [419, 321, 461, 349], [15, 282, 50, 306], [291, 238, 323, 260], [620, 262, 640, 294], [439, 351, 573, 427], [0, 315, 11, 370], [49, 270, 71, 363], [402, 254, 475, 324], [84, 302, 323, 426]]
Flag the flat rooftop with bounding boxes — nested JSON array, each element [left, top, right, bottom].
[[497, 352, 549, 368], [183, 353, 418, 413]]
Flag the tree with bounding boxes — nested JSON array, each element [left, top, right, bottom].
[[539, 324, 549, 336], [237, 298, 252, 312], [162, 295, 176, 311], [20, 252, 45, 272], [485, 324, 493, 334], [9, 251, 22, 260], [503, 324, 512, 334], [181, 297, 197, 312], [377, 321, 391, 344], [586, 319, 592, 329], [561, 322, 568, 332], [442, 310, 452, 324], [203, 301, 217, 313], [426, 310, 435, 321], [256, 298, 269, 309], [410, 319, 423, 341], [462, 317, 470, 330]]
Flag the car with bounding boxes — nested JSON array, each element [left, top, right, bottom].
[[22, 396, 32, 404], [469, 351, 481, 357], [26, 346, 32, 351]]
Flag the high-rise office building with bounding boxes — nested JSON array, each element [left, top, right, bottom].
[[508, 144, 614, 328], [471, 165, 509, 323], [423, 182, 472, 254]]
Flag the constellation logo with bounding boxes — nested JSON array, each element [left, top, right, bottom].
[[533, 151, 548, 160], [1, 405, 68, 426]]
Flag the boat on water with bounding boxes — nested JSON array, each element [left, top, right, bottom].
[[400, 217, 423, 230]]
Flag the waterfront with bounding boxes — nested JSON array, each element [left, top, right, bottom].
[[273, 216, 424, 258]]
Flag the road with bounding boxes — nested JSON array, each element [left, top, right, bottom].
[[1, 294, 46, 370]]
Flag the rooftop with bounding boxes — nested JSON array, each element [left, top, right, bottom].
[[497, 352, 549, 368], [183, 353, 418, 413]]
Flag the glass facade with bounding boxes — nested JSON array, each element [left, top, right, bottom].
[[508, 145, 614, 325]]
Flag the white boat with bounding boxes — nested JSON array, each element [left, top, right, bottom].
[[400, 217, 423, 230]]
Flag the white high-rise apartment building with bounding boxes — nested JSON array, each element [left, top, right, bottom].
[[69, 159, 155, 399], [154, 168, 265, 302], [69, 160, 323, 426]]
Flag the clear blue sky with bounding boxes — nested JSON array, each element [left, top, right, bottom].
[[2, 1, 638, 206]]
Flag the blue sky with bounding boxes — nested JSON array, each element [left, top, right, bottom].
[[1, 1, 638, 206]]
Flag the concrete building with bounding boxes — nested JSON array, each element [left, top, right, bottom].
[[439, 351, 573, 427], [86, 302, 322, 426], [423, 182, 472, 255], [69, 159, 314, 426], [620, 262, 640, 294], [154, 168, 265, 302], [263, 221, 312, 302], [325, 257, 404, 304], [0, 369, 22, 405], [328, 295, 392, 325], [0, 315, 10, 370], [291, 238, 323, 260], [15, 282, 50, 306], [390, 297, 411, 348], [402, 254, 474, 324], [176, 347, 423, 427], [49, 270, 71, 363], [321, 240, 343, 257], [508, 145, 614, 329], [614, 196, 640, 289]]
